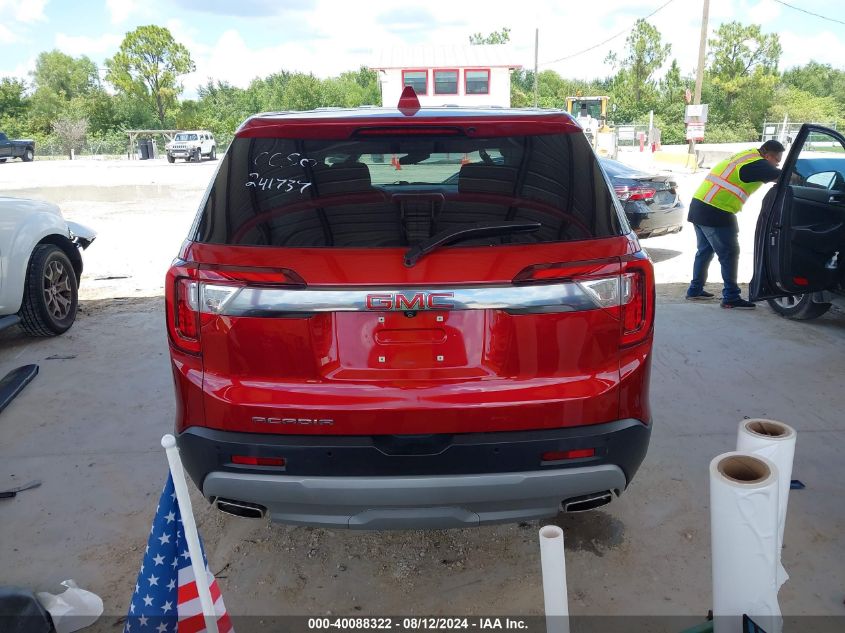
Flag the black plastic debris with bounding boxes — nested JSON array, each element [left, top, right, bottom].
[[0, 587, 53, 633], [0, 365, 39, 415]]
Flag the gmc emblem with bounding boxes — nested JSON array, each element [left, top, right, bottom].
[[365, 292, 454, 311]]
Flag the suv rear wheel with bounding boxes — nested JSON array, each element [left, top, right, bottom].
[[767, 294, 831, 320], [23, 148, 34, 162], [19, 244, 79, 336]]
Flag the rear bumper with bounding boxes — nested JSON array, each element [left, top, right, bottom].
[[177, 418, 651, 529], [626, 201, 685, 238]]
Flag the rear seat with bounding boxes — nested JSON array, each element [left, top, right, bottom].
[[439, 159, 578, 243], [310, 161, 400, 247]]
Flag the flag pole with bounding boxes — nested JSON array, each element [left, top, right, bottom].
[[161, 434, 220, 633]]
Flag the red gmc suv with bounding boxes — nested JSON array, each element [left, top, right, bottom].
[[167, 92, 655, 529]]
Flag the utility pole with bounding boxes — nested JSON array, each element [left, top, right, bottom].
[[533, 28, 539, 108], [688, 0, 710, 157]]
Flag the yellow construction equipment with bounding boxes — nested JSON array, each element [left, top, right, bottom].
[[565, 96, 617, 158]]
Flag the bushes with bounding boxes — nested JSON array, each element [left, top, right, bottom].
[[29, 130, 129, 157]]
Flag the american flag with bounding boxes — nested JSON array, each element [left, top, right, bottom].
[[124, 474, 232, 633]]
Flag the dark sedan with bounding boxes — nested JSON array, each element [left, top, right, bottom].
[[600, 158, 684, 239]]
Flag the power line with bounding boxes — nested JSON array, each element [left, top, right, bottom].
[[539, 0, 677, 66], [772, 0, 845, 27]]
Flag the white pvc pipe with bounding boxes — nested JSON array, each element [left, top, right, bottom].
[[162, 434, 219, 633], [539, 525, 570, 633]]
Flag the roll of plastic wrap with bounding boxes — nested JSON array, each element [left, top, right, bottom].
[[737, 418, 796, 588], [710, 452, 782, 633]]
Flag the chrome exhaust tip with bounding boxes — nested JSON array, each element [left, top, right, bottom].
[[214, 498, 267, 519], [562, 490, 613, 513]]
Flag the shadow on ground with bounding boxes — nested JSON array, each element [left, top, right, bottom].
[[642, 247, 683, 263]]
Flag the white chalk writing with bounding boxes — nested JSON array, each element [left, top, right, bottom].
[[245, 172, 312, 193], [253, 151, 318, 169]]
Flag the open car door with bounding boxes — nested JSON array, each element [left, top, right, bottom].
[[750, 124, 845, 301]]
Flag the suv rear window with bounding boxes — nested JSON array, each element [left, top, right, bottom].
[[194, 132, 622, 248]]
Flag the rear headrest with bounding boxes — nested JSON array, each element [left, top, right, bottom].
[[457, 163, 517, 195], [313, 161, 372, 196]]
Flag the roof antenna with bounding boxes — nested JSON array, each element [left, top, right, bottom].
[[397, 86, 420, 116]]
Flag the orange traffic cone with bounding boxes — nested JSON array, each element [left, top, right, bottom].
[[460, 154, 470, 165], [391, 154, 402, 170]]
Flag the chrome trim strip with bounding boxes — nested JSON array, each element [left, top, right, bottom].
[[201, 281, 608, 316]]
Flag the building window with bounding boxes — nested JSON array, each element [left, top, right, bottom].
[[402, 70, 428, 95], [434, 69, 458, 95], [465, 69, 490, 95]]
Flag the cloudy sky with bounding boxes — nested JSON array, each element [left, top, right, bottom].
[[1, 0, 844, 98]]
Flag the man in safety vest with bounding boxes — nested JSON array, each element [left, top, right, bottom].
[[686, 140, 784, 308]]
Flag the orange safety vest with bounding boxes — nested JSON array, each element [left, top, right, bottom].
[[692, 149, 765, 213]]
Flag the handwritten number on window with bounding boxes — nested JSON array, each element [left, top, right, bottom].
[[245, 174, 312, 194], [253, 151, 318, 169]]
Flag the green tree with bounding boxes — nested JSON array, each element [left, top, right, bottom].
[[781, 61, 845, 105], [278, 73, 322, 111], [709, 22, 780, 80], [767, 86, 841, 127], [0, 77, 28, 119], [0, 77, 30, 137], [28, 51, 102, 134], [469, 27, 511, 45], [653, 60, 691, 144], [509, 69, 600, 109], [707, 21, 780, 115], [336, 67, 381, 105], [32, 50, 99, 98], [185, 79, 260, 147], [106, 25, 195, 126], [659, 59, 686, 105], [606, 19, 670, 108], [248, 71, 292, 112]]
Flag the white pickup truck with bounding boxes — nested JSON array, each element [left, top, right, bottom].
[[165, 131, 217, 163], [0, 197, 95, 336]]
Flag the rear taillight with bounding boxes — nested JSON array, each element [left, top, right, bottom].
[[167, 267, 201, 355], [513, 259, 631, 319], [614, 185, 656, 202], [165, 261, 305, 355], [514, 255, 654, 347], [620, 257, 654, 347], [175, 279, 200, 340]]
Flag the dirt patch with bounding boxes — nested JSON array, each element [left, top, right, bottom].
[[78, 295, 162, 317], [546, 511, 626, 557]]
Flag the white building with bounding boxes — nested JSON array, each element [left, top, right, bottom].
[[370, 45, 522, 108]]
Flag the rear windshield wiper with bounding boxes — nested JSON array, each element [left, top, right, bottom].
[[404, 221, 542, 267]]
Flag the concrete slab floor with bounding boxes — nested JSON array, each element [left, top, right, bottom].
[[1, 296, 843, 618]]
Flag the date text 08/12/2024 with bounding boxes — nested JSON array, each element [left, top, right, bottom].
[[307, 618, 529, 630]]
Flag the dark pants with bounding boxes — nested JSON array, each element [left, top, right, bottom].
[[687, 224, 741, 301]]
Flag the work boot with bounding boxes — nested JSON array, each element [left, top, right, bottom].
[[721, 298, 756, 309]]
